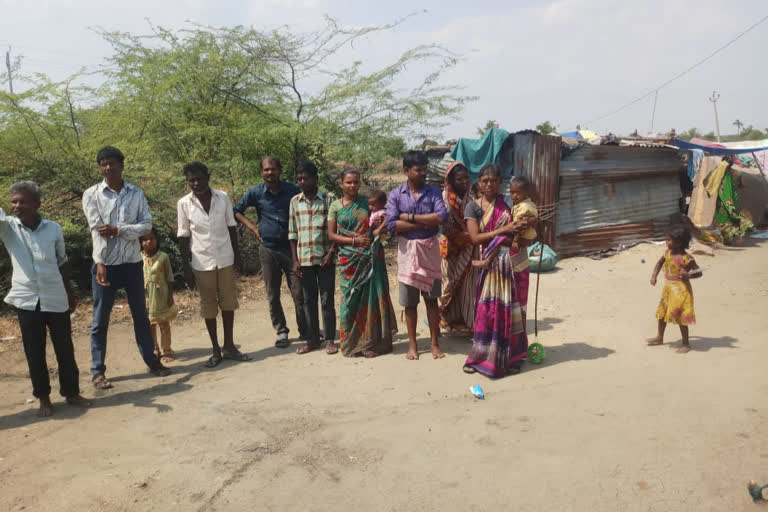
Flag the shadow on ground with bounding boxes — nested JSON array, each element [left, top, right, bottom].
[[524, 341, 615, 372]]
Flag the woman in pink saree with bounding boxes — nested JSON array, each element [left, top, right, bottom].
[[463, 164, 528, 377]]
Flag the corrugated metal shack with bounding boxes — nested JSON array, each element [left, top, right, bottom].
[[423, 133, 684, 257], [556, 144, 682, 256]]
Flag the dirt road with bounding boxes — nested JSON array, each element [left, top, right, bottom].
[[1, 240, 767, 511]]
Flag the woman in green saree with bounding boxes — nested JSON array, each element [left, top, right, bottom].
[[704, 156, 754, 244], [327, 169, 397, 357]]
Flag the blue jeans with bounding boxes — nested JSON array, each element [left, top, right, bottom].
[[90, 262, 159, 375]]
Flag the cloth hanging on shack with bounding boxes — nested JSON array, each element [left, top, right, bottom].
[[687, 149, 704, 180], [688, 156, 720, 228], [449, 127, 510, 177]]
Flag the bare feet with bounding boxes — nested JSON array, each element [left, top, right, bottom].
[[160, 354, 175, 364], [431, 345, 445, 359], [646, 337, 663, 346], [676, 344, 691, 354], [36, 396, 53, 417], [406, 343, 419, 360], [66, 395, 92, 408]]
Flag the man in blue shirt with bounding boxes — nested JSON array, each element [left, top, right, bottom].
[[1, 181, 91, 417], [386, 150, 447, 361], [234, 156, 307, 347]]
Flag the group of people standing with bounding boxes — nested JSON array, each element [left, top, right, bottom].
[[2, 146, 539, 417]]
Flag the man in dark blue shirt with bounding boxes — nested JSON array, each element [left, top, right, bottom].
[[234, 156, 307, 347]]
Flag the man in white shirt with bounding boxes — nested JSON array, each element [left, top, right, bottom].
[[82, 146, 171, 389], [1, 181, 91, 417], [178, 161, 250, 368]]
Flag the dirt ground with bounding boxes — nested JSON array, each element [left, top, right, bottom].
[[1, 239, 767, 512]]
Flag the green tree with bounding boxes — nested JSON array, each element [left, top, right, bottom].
[[679, 127, 701, 141], [536, 121, 556, 135], [476, 119, 496, 136], [733, 119, 743, 136], [0, 19, 472, 296]]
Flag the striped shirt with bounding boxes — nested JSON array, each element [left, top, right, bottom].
[[288, 189, 335, 267], [82, 180, 152, 265]]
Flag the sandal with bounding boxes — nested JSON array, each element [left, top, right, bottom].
[[462, 365, 477, 374], [160, 354, 175, 364], [204, 353, 222, 368], [92, 373, 113, 389], [275, 335, 290, 349], [296, 343, 318, 355], [149, 363, 171, 377], [222, 349, 251, 362], [325, 342, 339, 355]]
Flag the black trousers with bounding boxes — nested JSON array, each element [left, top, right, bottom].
[[300, 265, 336, 345], [259, 245, 307, 337], [16, 304, 80, 398]]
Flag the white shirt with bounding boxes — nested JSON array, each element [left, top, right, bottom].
[[82, 180, 152, 265], [177, 189, 237, 271], [0, 209, 69, 312]]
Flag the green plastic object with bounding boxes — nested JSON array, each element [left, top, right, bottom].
[[527, 342, 546, 364], [528, 242, 558, 272]]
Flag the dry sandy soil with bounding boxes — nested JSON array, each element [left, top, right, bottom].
[[1, 239, 767, 512]]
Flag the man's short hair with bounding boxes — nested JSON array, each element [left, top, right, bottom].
[[96, 146, 125, 165], [9, 181, 42, 203], [183, 161, 210, 177], [261, 156, 282, 171], [295, 161, 318, 177], [403, 150, 428, 169]]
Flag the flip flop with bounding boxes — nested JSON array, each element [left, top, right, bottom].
[[296, 343, 317, 355], [222, 349, 251, 362], [325, 342, 339, 355], [275, 338, 290, 349], [462, 365, 477, 374], [204, 353, 222, 368]]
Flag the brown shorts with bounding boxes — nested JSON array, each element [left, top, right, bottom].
[[193, 265, 239, 319]]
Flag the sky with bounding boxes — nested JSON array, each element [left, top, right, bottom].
[[1, 0, 767, 140]]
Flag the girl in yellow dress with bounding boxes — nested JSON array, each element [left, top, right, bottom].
[[647, 226, 702, 353], [140, 229, 178, 363]]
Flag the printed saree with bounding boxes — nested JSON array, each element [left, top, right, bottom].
[[464, 196, 526, 377], [335, 196, 397, 356], [439, 162, 477, 332]]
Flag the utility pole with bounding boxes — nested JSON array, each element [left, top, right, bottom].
[[5, 46, 13, 94], [709, 91, 721, 142]]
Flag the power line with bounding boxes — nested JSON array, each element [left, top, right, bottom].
[[586, 13, 768, 126]]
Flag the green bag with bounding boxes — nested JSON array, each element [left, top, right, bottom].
[[527, 242, 557, 272]]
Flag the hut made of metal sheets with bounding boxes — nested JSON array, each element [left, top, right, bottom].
[[556, 145, 683, 256]]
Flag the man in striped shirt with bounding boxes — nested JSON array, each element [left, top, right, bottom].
[[288, 162, 337, 355], [82, 146, 171, 389]]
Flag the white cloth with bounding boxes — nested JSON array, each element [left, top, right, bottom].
[[0, 209, 69, 312], [177, 189, 237, 271], [82, 180, 152, 265]]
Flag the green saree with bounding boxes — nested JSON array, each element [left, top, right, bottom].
[[330, 195, 397, 356]]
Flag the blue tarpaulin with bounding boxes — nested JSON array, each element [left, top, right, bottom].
[[559, 131, 582, 139], [674, 138, 768, 155]]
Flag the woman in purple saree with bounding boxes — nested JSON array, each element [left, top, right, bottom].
[[463, 164, 528, 377]]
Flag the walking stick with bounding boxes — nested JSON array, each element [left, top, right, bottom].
[[534, 226, 544, 337], [529, 219, 547, 364]]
